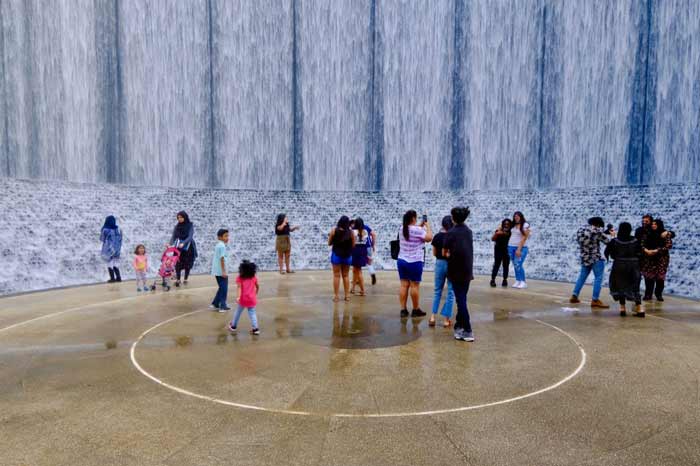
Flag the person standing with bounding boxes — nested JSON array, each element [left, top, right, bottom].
[[605, 222, 644, 317], [170, 211, 197, 287], [100, 215, 123, 283], [350, 217, 369, 296], [329, 216, 355, 302], [443, 207, 474, 342], [569, 217, 612, 309], [210, 229, 230, 312], [429, 215, 454, 328], [490, 218, 512, 287], [365, 222, 378, 285], [397, 210, 433, 318], [641, 219, 673, 301], [275, 213, 300, 274], [508, 211, 531, 289]]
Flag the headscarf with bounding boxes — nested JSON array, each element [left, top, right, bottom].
[[102, 215, 117, 230], [646, 219, 666, 249], [173, 211, 192, 240]]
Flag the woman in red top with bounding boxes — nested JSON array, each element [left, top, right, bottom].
[[227, 260, 260, 335]]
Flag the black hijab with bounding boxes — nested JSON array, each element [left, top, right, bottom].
[[173, 211, 192, 240], [646, 219, 666, 249], [102, 215, 117, 230]]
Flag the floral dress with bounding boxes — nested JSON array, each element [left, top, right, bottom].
[[641, 235, 672, 280]]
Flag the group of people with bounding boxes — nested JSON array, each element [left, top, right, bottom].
[[570, 214, 674, 317], [99, 211, 197, 290], [99, 207, 676, 342]]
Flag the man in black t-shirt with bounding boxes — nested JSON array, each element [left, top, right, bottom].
[[442, 207, 475, 342]]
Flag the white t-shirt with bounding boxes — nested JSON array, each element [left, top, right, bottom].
[[398, 225, 427, 263], [508, 222, 531, 247]]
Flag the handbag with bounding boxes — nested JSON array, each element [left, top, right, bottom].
[[390, 233, 400, 260]]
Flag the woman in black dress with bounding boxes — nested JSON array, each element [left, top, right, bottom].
[[170, 211, 197, 287], [605, 222, 644, 317]]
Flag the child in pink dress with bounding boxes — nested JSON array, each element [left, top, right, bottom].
[[227, 260, 260, 335], [133, 245, 149, 292]]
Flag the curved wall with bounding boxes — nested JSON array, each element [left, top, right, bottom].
[[1, 0, 699, 190], [1, 177, 697, 298]]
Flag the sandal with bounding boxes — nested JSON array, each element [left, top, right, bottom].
[[332, 296, 340, 302], [442, 319, 452, 328], [428, 316, 436, 327], [358, 291, 365, 297], [344, 296, 351, 301]]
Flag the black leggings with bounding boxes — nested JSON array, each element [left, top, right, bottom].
[[644, 277, 665, 298], [176, 263, 191, 281], [491, 249, 510, 280], [619, 296, 642, 306]]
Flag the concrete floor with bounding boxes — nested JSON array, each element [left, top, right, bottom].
[[0, 271, 698, 466]]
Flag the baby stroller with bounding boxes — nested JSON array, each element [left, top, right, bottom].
[[151, 247, 181, 291]]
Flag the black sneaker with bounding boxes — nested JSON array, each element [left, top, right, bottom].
[[501, 279, 508, 287], [371, 274, 377, 285], [250, 328, 260, 335], [655, 296, 664, 302], [411, 308, 427, 318], [400, 309, 409, 318], [489, 279, 497, 288], [175, 281, 180, 288], [643, 296, 652, 302]]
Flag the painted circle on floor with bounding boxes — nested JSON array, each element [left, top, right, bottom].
[[130, 294, 587, 418]]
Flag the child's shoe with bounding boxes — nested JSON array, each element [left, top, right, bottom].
[[227, 323, 237, 333], [250, 328, 260, 335]]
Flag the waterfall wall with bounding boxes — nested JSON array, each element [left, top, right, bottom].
[[1, 0, 698, 190]]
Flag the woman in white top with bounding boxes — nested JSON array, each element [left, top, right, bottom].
[[508, 211, 531, 288], [397, 210, 433, 317]]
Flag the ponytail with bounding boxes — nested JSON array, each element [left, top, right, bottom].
[[403, 210, 417, 240]]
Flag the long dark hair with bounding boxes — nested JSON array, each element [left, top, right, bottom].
[[354, 217, 365, 240], [617, 222, 633, 241], [337, 215, 350, 230], [513, 211, 527, 233], [239, 260, 257, 279], [403, 210, 417, 240], [501, 218, 512, 231], [275, 213, 286, 227]]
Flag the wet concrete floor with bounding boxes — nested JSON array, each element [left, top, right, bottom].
[[0, 271, 698, 465]]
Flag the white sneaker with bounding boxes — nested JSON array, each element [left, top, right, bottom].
[[512, 281, 522, 288], [519, 282, 528, 289]]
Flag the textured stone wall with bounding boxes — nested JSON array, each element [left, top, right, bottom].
[[1, 178, 698, 298]]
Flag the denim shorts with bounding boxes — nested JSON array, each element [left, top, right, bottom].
[[397, 259, 424, 282], [331, 252, 352, 266]]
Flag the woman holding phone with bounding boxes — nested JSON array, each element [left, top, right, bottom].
[[397, 210, 433, 318], [275, 213, 300, 274]]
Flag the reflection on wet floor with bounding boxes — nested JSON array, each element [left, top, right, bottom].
[[174, 335, 193, 347]]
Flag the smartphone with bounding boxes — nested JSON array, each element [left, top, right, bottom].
[[422, 214, 428, 223]]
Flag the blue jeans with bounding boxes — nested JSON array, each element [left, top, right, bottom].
[[232, 305, 258, 329], [212, 276, 228, 308], [452, 280, 472, 333], [572, 259, 605, 300], [432, 259, 454, 318], [508, 246, 529, 282]]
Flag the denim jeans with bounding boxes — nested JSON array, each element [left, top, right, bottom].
[[212, 276, 228, 308], [572, 259, 605, 300], [232, 305, 258, 328], [452, 280, 472, 333], [507, 246, 529, 282], [432, 259, 454, 318]]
